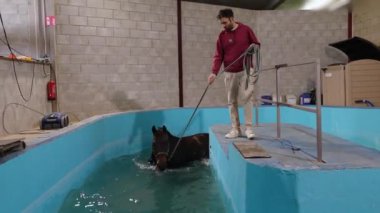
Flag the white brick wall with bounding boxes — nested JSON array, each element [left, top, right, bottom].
[[182, 2, 261, 107], [0, 0, 35, 56], [55, 0, 179, 118], [0, 0, 350, 133], [0, 61, 51, 136], [353, 0, 380, 46], [256, 10, 347, 98], [55, 1, 348, 118], [182, 3, 347, 106], [0, 0, 52, 136]]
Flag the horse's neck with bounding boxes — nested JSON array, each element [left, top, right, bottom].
[[168, 134, 180, 151]]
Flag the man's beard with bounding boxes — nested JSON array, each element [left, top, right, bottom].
[[225, 24, 234, 31]]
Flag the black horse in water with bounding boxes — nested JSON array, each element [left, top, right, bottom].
[[149, 125, 209, 171]]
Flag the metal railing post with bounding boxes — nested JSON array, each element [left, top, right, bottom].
[[255, 100, 259, 127], [316, 59, 323, 162], [275, 67, 281, 139], [256, 61, 324, 163]]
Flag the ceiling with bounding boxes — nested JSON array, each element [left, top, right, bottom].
[[182, 0, 286, 10], [182, 0, 351, 10]]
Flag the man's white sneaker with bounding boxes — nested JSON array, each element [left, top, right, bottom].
[[245, 129, 255, 140], [225, 129, 241, 139]]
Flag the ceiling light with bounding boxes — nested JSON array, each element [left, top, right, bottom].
[[301, 0, 350, 10]]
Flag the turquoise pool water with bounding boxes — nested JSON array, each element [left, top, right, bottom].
[[59, 150, 229, 213]]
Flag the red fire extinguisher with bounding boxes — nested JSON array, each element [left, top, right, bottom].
[[47, 80, 56, 101]]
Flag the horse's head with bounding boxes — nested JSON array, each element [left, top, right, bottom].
[[152, 125, 171, 171]]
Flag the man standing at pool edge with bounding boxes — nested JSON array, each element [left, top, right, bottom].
[[207, 8, 260, 139]]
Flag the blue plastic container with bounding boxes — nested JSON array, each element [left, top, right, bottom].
[[300, 93, 312, 105], [261, 95, 272, 105]]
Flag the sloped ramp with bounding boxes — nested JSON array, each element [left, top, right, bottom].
[[234, 141, 271, 158]]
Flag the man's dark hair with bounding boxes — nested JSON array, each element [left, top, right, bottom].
[[217, 8, 234, 19]]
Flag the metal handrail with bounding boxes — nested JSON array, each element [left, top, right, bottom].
[[254, 59, 323, 162], [259, 99, 317, 113]]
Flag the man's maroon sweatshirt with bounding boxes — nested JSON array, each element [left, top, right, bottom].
[[211, 23, 260, 75]]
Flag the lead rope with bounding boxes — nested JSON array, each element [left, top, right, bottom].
[[244, 45, 261, 89], [168, 44, 261, 161]]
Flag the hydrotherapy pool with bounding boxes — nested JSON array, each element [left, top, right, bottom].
[[1, 106, 380, 212]]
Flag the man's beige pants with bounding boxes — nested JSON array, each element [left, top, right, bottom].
[[224, 71, 255, 131]]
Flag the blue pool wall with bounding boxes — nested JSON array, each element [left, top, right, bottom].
[[209, 129, 380, 213], [0, 106, 380, 212]]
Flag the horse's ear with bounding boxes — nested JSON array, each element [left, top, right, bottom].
[[152, 125, 157, 134], [163, 125, 167, 132]]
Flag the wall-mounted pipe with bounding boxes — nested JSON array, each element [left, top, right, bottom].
[[177, 0, 184, 107], [37, 0, 48, 57], [348, 10, 352, 38], [42, 0, 48, 56]]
